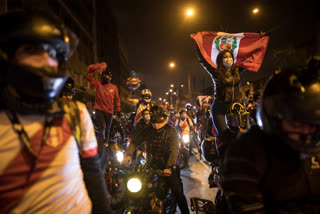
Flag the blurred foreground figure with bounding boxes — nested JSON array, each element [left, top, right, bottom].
[[222, 63, 320, 213], [0, 9, 111, 214]]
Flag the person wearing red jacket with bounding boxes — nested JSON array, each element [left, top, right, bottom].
[[86, 64, 121, 161]]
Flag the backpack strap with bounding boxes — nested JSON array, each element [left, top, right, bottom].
[[60, 99, 81, 151]]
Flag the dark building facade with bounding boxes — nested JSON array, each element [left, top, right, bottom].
[[0, 0, 130, 113]]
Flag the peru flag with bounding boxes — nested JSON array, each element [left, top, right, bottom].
[[190, 31, 269, 72]]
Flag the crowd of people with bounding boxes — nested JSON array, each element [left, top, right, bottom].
[[0, 7, 319, 214]]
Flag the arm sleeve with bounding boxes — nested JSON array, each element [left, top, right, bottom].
[[114, 86, 121, 112], [196, 45, 218, 79], [77, 102, 112, 213], [86, 71, 99, 89], [222, 130, 268, 214], [188, 118, 194, 128], [127, 90, 140, 105], [166, 128, 179, 168]]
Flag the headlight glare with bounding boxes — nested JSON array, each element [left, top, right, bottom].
[[127, 177, 142, 193]]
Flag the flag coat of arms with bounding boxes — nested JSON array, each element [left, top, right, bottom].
[[191, 31, 270, 72]]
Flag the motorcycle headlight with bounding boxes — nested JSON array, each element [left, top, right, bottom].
[[116, 151, 124, 162], [127, 177, 142, 193], [182, 135, 190, 143]]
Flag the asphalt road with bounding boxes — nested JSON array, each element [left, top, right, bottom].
[[178, 149, 218, 214]]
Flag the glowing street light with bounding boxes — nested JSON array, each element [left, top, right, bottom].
[[166, 92, 169, 95], [170, 84, 174, 87], [163, 99, 166, 101], [159, 98, 162, 101], [181, 85, 184, 87], [169, 62, 175, 68], [252, 8, 259, 14], [169, 89, 173, 92], [186, 9, 194, 17]]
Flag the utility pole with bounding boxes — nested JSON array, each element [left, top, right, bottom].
[[188, 73, 191, 98]]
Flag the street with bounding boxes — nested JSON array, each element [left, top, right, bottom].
[[179, 149, 218, 213]]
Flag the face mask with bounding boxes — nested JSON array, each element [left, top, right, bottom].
[[144, 99, 151, 103], [101, 76, 111, 84], [144, 115, 150, 121], [223, 58, 233, 69]]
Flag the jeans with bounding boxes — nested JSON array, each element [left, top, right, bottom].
[[161, 168, 189, 214], [210, 100, 231, 136], [95, 109, 113, 169]]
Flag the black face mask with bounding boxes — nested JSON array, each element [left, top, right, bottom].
[[101, 76, 111, 84]]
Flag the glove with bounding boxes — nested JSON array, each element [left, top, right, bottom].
[[163, 168, 172, 176]]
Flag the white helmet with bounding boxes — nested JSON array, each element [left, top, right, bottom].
[[141, 89, 152, 103], [185, 103, 192, 110]]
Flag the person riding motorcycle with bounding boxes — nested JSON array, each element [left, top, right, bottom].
[[185, 103, 196, 123], [123, 105, 189, 213], [176, 110, 194, 136], [127, 88, 153, 127], [135, 108, 151, 135], [0, 9, 110, 213], [222, 63, 320, 213]]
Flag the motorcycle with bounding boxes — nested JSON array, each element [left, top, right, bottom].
[[176, 133, 190, 169], [123, 166, 177, 214]]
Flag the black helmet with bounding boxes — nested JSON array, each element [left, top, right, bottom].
[[0, 9, 78, 104], [150, 105, 169, 123], [201, 136, 218, 162], [257, 64, 320, 153], [61, 77, 75, 95]]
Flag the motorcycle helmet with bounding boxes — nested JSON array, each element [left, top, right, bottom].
[[141, 89, 152, 103], [201, 136, 218, 162], [61, 77, 75, 97], [185, 103, 192, 111], [150, 105, 169, 123], [0, 9, 78, 104], [257, 64, 320, 153]]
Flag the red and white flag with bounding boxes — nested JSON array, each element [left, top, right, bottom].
[[190, 31, 270, 72], [197, 95, 212, 107]]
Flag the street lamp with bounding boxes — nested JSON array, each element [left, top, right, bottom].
[[166, 92, 169, 95], [169, 62, 175, 68], [170, 84, 174, 87], [169, 89, 173, 92], [159, 98, 162, 101], [181, 85, 184, 87], [186, 8, 194, 17], [252, 8, 259, 14]]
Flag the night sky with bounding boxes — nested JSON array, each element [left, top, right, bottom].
[[110, 0, 318, 99]]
